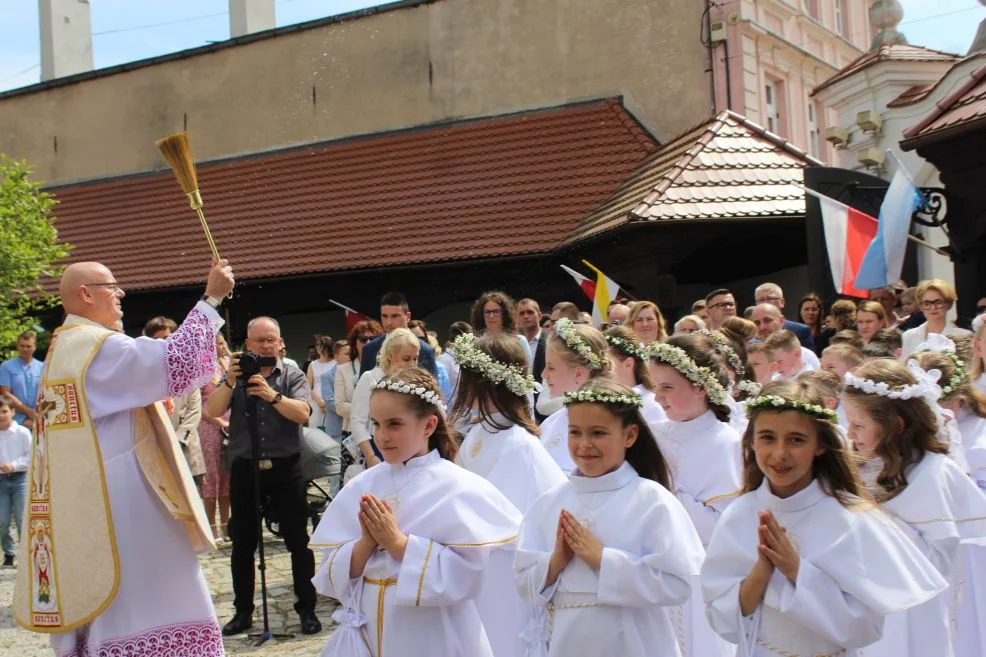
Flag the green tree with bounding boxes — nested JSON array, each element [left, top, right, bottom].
[[0, 154, 72, 352]]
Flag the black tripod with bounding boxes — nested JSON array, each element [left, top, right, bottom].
[[244, 393, 293, 647]]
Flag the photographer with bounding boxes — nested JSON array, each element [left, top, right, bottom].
[[205, 316, 321, 636]]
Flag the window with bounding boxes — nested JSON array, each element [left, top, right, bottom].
[[834, 0, 846, 37], [808, 101, 819, 158], [765, 80, 779, 134], [805, 0, 819, 20]]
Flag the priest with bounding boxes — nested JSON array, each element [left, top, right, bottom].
[[14, 259, 234, 657]]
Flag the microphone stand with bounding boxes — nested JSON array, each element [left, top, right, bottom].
[[244, 392, 293, 647]]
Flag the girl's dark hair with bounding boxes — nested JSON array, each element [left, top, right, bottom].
[[469, 290, 518, 334], [568, 379, 671, 489], [659, 335, 732, 423], [604, 324, 654, 391], [374, 367, 459, 462], [742, 380, 865, 508], [450, 334, 539, 437], [842, 359, 948, 501], [316, 335, 333, 355], [446, 321, 473, 347]]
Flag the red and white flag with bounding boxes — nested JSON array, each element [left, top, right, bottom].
[[328, 299, 371, 333], [560, 264, 596, 302], [804, 189, 878, 298]]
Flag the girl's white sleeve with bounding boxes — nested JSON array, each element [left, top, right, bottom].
[[394, 534, 489, 607]]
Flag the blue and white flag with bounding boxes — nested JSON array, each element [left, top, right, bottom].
[[855, 164, 924, 290]]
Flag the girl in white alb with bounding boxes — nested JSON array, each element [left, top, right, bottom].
[[311, 367, 522, 657], [449, 332, 567, 657], [604, 324, 666, 428], [514, 380, 705, 657], [842, 358, 986, 657], [538, 319, 612, 473], [702, 379, 946, 657], [647, 334, 742, 657], [699, 329, 761, 434]]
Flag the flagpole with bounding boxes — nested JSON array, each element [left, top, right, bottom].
[[327, 299, 362, 315], [795, 184, 948, 257], [580, 259, 639, 301]]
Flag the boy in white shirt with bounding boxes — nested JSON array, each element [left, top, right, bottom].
[[0, 395, 31, 567], [765, 330, 813, 380]]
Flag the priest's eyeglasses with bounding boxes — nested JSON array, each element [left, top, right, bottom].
[[83, 281, 123, 294]]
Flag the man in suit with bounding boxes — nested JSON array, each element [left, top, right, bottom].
[[359, 291, 438, 380], [754, 282, 816, 352], [517, 299, 548, 421]]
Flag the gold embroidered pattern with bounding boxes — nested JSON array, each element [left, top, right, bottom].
[[445, 534, 518, 548], [416, 540, 433, 607]]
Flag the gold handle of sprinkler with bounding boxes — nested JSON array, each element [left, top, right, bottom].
[[186, 190, 232, 299]]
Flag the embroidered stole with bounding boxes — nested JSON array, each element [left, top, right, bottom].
[[13, 321, 213, 633]]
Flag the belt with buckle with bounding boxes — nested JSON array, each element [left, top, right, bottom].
[[258, 459, 273, 470]]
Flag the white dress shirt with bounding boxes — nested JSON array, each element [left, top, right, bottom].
[[0, 423, 31, 472]]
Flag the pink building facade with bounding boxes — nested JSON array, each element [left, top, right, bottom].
[[709, 0, 871, 164]]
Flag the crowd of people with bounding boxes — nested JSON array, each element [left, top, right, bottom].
[[6, 261, 986, 657]]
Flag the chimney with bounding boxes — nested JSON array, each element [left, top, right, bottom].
[[39, 0, 94, 81], [229, 0, 276, 38]]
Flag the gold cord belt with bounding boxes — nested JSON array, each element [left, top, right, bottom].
[[363, 577, 398, 657]]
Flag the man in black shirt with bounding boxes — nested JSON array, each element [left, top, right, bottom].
[[205, 316, 321, 636]]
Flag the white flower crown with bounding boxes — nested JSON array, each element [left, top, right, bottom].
[[843, 360, 942, 406], [736, 379, 762, 396], [373, 377, 445, 414], [563, 388, 644, 408], [743, 394, 839, 424], [554, 318, 603, 370], [604, 334, 648, 362], [647, 342, 730, 406], [911, 334, 965, 400], [698, 330, 745, 378], [449, 333, 537, 397]]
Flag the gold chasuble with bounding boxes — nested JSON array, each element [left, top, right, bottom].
[[13, 320, 214, 633]]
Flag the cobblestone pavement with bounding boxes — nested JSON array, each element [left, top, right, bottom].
[[0, 535, 338, 656]]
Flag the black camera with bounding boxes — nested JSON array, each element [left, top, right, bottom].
[[238, 351, 277, 381]]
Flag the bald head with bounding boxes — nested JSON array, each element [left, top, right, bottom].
[[751, 303, 783, 339], [60, 262, 125, 331]]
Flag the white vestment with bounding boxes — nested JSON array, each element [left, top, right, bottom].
[[861, 453, 986, 657], [957, 408, 986, 491], [633, 384, 667, 428], [50, 302, 224, 657], [538, 409, 575, 473], [311, 449, 522, 657], [652, 411, 742, 657], [702, 479, 946, 657], [514, 462, 704, 657], [457, 417, 568, 657]]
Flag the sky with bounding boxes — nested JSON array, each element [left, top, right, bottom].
[[0, 0, 981, 92]]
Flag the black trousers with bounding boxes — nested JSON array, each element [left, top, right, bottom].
[[229, 454, 316, 613]]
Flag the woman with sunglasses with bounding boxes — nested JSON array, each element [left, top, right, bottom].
[[901, 279, 971, 359]]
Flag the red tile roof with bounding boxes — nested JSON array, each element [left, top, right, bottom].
[[812, 44, 959, 96], [560, 111, 821, 247], [48, 99, 658, 291], [902, 63, 986, 147], [887, 83, 936, 108]]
